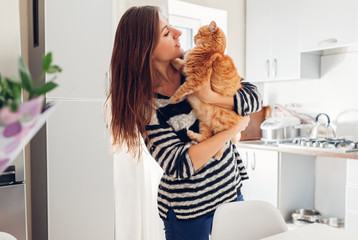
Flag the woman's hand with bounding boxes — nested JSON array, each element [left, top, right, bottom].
[[193, 81, 235, 110], [232, 115, 250, 135], [188, 115, 250, 171], [193, 80, 217, 103]]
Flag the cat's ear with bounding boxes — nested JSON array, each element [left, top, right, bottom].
[[208, 21, 217, 32]]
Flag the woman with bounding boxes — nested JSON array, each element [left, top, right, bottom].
[[107, 5, 262, 240]]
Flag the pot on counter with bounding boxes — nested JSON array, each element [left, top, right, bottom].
[[260, 116, 301, 143], [310, 113, 336, 139], [292, 209, 321, 226]]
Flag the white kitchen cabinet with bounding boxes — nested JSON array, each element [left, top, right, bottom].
[[300, 0, 358, 52], [47, 101, 114, 240], [239, 148, 279, 207], [346, 159, 358, 233], [246, 0, 319, 82], [45, 0, 113, 99], [238, 147, 315, 221], [28, 0, 115, 239]]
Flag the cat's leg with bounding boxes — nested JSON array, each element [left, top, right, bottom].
[[187, 122, 212, 143], [171, 58, 186, 76], [231, 132, 241, 144], [214, 146, 225, 160], [211, 110, 244, 160], [170, 71, 211, 103]]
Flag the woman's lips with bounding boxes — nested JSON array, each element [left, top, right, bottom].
[[175, 43, 181, 48]]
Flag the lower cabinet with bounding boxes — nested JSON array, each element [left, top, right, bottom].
[[240, 148, 278, 207], [238, 147, 316, 221], [238, 146, 358, 230], [346, 159, 358, 234]]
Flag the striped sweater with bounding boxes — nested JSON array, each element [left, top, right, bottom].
[[145, 80, 262, 220]]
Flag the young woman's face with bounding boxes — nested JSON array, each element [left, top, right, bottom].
[[152, 12, 183, 62]]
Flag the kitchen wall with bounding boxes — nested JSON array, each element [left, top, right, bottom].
[[181, 0, 246, 78], [264, 47, 358, 122]]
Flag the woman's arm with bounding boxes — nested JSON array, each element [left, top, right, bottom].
[[193, 80, 235, 110], [193, 80, 263, 115], [145, 111, 249, 177], [188, 116, 250, 171]]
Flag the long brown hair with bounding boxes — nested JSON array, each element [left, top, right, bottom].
[[106, 6, 160, 158]]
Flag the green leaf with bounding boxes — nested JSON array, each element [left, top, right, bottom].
[[33, 81, 58, 96], [43, 52, 52, 72], [18, 57, 34, 92], [47, 65, 62, 74], [10, 99, 20, 112]]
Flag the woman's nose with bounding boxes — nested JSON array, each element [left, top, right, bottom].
[[172, 27, 182, 39]]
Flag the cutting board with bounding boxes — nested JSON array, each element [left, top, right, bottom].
[[241, 106, 271, 141]]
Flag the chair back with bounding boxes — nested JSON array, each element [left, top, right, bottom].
[[0, 232, 17, 240], [211, 200, 288, 240]]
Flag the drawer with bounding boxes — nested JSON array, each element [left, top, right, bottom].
[[347, 160, 358, 186]]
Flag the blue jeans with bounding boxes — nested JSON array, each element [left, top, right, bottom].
[[163, 195, 244, 240]]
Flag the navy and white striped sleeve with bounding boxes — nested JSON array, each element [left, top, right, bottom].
[[234, 81, 263, 116], [145, 112, 195, 179]]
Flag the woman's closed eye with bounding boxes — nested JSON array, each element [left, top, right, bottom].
[[163, 25, 173, 37]]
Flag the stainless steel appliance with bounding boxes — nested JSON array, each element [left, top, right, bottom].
[[0, 154, 27, 240], [279, 137, 358, 153], [0, 0, 28, 239], [260, 116, 301, 143]]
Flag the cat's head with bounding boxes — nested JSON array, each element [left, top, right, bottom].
[[194, 21, 226, 52]]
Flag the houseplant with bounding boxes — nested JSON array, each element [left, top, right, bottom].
[[0, 52, 61, 172]]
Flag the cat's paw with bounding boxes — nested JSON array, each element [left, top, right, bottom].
[[169, 94, 182, 104], [187, 130, 205, 143], [214, 148, 224, 160], [231, 132, 241, 143], [171, 58, 184, 70]]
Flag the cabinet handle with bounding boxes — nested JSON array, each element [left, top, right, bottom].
[[244, 152, 249, 169], [272, 58, 277, 78], [318, 38, 338, 46], [265, 59, 270, 78], [251, 152, 256, 170]]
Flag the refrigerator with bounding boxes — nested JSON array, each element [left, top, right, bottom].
[[28, 0, 115, 239], [0, 0, 28, 239]]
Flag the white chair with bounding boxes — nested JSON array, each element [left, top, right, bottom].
[[0, 232, 17, 240], [211, 200, 288, 240]]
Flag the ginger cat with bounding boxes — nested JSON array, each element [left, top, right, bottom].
[[170, 21, 244, 160]]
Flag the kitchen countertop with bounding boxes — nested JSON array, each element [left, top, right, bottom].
[[236, 140, 358, 160]]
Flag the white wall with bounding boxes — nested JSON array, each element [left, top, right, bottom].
[[264, 48, 358, 122], [182, 0, 246, 77]]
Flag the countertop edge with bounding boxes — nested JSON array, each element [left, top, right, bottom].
[[236, 140, 358, 160]]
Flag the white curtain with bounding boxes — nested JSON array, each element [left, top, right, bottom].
[[113, 145, 165, 240]]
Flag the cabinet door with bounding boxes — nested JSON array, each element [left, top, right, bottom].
[[271, 0, 300, 80], [246, 0, 271, 82], [239, 148, 251, 199], [300, 0, 358, 52], [47, 101, 114, 240], [45, 0, 113, 99], [238, 148, 278, 206], [249, 149, 278, 207]]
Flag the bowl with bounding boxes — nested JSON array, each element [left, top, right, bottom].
[[292, 209, 321, 226], [320, 217, 344, 228]]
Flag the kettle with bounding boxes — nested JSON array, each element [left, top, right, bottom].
[[310, 113, 336, 139]]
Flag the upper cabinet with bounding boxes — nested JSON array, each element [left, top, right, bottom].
[[246, 0, 319, 82], [45, 0, 113, 99], [300, 0, 358, 52]]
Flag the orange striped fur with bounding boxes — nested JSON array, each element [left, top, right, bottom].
[[170, 21, 244, 160]]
